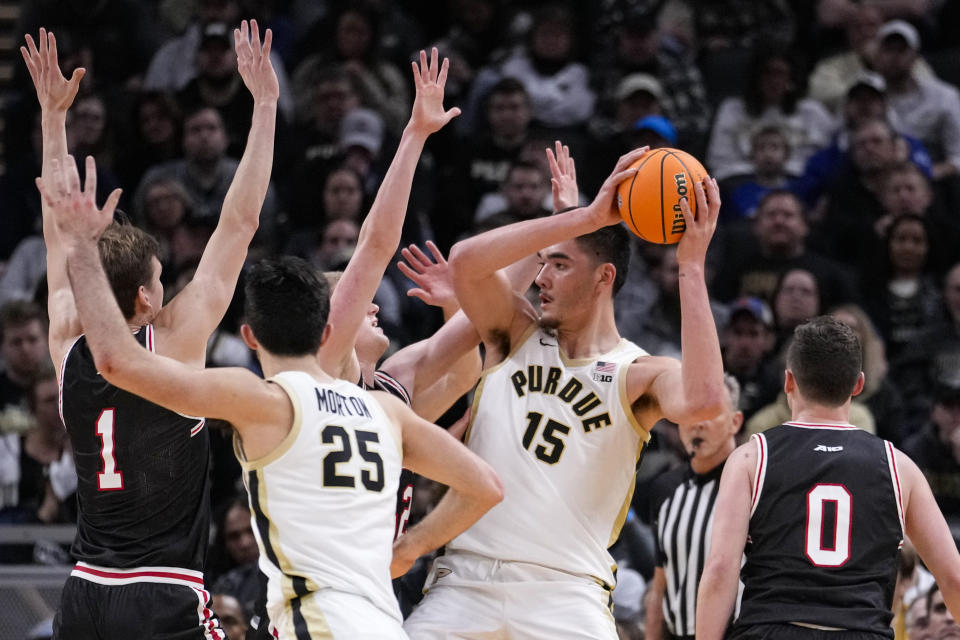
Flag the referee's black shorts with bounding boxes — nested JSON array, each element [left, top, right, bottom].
[[54, 576, 224, 639], [730, 623, 890, 640]]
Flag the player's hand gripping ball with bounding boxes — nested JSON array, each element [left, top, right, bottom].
[[616, 148, 708, 244]]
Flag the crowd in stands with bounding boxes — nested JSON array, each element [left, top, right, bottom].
[[1, 0, 960, 637]]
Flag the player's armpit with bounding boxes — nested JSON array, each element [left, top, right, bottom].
[[47, 287, 82, 375]]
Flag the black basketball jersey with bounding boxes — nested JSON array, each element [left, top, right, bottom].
[[59, 326, 212, 571], [361, 370, 414, 538], [735, 422, 904, 636]]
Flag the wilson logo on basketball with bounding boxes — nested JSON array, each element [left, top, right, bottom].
[[671, 173, 687, 234]]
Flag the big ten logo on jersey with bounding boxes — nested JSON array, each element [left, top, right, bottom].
[[510, 365, 613, 465], [592, 361, 615, 383], [670, 173, 688, 235]]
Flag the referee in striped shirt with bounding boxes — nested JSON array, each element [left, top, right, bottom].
[[646, 374, 743, 639]]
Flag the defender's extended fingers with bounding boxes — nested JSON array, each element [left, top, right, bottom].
[[429, 47, 438, 82], [437, 56, 449, 87], [250, 19, 262, 53], [102, 188, 123, 219], [397, 261, 426, 286], [84, 155, 97, 198], [262, 28, 273, 59], [425, 240, 445, 263], [546, 146, 561, 177], [64, 155, 81, 194], [400, 247, 427, 272], [409, 244, 434, 267]]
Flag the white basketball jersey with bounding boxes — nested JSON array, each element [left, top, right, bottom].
[[235, 371, 403, 622], [450, 326, 650, 587]]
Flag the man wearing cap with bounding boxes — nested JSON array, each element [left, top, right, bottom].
[[873, 19, 960, 179], [903, 373, 960, 523], [339, 107, 385, 184], [722, 297, 778, 422]]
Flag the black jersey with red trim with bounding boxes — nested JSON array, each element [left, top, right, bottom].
[[59, 326, 211, 571], [361, 370, 414, 538], [735, 422, 904, 636]]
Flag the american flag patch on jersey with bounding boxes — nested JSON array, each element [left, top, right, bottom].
[[594, 361, 615, 373]]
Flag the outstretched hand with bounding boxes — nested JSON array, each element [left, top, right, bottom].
[[585, 146, 650, 228], [36, 155, 120, 247], [676, 177, 721, 265], [397, 241, 458, 311], [235, 19, 279, 104], [546, 141, 579, 211], [21, 28, 85, 113], [408, 47, 461, 136]]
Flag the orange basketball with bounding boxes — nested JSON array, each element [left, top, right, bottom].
[[616, 148, 708, 244]]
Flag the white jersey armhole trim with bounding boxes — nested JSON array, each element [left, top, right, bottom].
[[750, 433, 768, 517], [616, 359, 651, 442], [885, 440, 906, 538], [235, 376, 302, 470]]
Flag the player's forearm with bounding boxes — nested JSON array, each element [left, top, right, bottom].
[[64, 241, 141, 374], [695, 565, 737, 640], [677, 262, 726, 421], [220, 101, 277, 234], [449, 208, 598, 282], [396, 484, 501, 563], [644, 573, 666, 640], [355, 126, 427, 254]]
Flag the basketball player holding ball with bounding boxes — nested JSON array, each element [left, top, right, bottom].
[[403, 146, 727, 638]]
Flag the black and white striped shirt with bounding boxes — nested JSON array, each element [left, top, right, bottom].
[[651, 462, 729, 637]]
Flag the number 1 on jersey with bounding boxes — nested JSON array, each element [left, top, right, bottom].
[[96, 408, 124, 491]]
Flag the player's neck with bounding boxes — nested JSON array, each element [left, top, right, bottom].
[[555, 304, 620, 359], [789, 395, 853, 426], [259, 353, 333, 383]]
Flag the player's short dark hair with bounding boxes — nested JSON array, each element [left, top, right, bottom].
[[0, 300, 47, 342], [575, 224, 630, 295], [244, 257, 330, 356], [97, 221, 161, 319], [786, 316, 862, 407]]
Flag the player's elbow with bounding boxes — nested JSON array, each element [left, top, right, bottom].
[[685, 384, 728, 423], [475, 461, 505, 509], [448, 240, 480, 282]]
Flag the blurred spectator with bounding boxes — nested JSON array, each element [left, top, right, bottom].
[[456, 78, 533, 218], [293, 5, 409, 134], [338, 108, 386, 195], [309, 218, 361, 271], [863, 214, 944, 360], [713, 190, 856, 307], [726, 124, 799, 219], [808, 4, 935, 112], [873, 20, 960, 179], [891, 261, 960, 432], [0, 113, 44, 261], [69, 94, 112, 168], [591, 12, 712, 151], [20, 1, 158, 86], [143, 0, 294, 119], [134, 175, 214, 282], [801, 72, 933, 211], [693, 0, 795, 52], [210, 497, 260, 615], [631, 114, 677, 150], [830, 303, 907, 444], [706, 45, 835, 180], [493, 5, 596, 130], [280, 65, 363, 229], [0, 237, 46, 307], [0, 301, 48, 418], [771, 268, 823, 349], [212, 593, 248, 639], [116, 92, 183, 191], [138, 106, 278, 247], [177, 22, 255, 158], [721, 297, 779, 422], [0, 369, 76, 526], [475, 160, 550, 225], [428, 0, 509, 106], [902, 373, 960, 522], [746, 388, 877, 437]]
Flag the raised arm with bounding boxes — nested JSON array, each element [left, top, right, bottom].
[[318, 48, 460, 380], [21, 29, 85, 364], [696, 440, 754, 639], [898, 449, 960, 619], [38, 154, 290, 439], [449, 146, 648, 362], [374, 392, 503, 577], [158, 20, 279, 363], [626, 179, 727, 426]]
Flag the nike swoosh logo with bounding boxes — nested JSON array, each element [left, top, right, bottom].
[[539, 338, 556, 346]]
